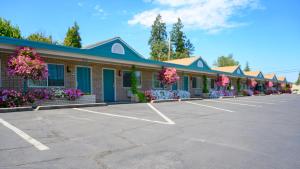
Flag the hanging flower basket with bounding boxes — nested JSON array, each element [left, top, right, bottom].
[[265, 81, 273, 88], [247, 78, 257, 88], [216, 74, 229, 87], [158, 68, 179, 87]]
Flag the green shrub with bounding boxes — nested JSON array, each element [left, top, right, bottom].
[[137, 92, 147, 103]]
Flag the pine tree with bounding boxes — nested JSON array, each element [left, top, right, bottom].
[[296, 72, 300, 85], [244, 61, 251, 71], [27, 32, 54, 44], [148, 15, 169, 61], [170, 18, 194, 59], [63, 22, 82, 48], [0, 17, 21, 39]]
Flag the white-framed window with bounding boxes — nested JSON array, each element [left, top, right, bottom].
[[122, 70, 142, 88], [111, 43, 125, 55], [29, 63, 65, 87], [152, 73, 163, 89], [192, 77, 201, 89], [197, 60, 204, 68]]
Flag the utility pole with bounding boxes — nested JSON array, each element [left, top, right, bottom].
[[168, 32, 171, 60]]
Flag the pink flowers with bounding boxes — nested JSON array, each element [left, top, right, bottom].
[[247, 78, 257, 88], [216, 74, 230, 87], [64, 89, 84, 101], [158, 68, 179, 87], [265, 81, 273, 88], [7, 47, 48, 80]]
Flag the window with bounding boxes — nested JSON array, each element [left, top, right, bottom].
[[122, 70, 142, 88], [29, 64, 64, 87], [197, 60, 204, 68], [111, 43, 125, 55], [192, 77, 201, 89], [152, 73, 163, 89], [210, 79, 215, 89]]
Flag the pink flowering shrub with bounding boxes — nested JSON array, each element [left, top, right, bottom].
[[265, 81, 273, 88], [247, 79, 257, 88], [7, 47, 48, 80], [158, 68, 179, 87], [0, 89, 26, 108], [64, 89, 84, 101], [27, 88, 55, 101]]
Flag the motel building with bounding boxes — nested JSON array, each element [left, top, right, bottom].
[[0, 36, 288, 103], [244, 71, 265, 93]]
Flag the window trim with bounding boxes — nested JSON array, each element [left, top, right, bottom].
[[75, 65, 93, 94], [121, 70, 142, 89], [152, 72, 163, 89], [191, 77, 202, 89], [28, 63, 65, 88]]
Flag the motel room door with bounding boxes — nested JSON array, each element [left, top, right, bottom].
[[76, 66, 91, 94], [182, 76, 189, 91], [103, 69, 115, 102]]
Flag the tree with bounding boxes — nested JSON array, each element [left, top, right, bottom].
[[170, 18, 194, 59], [27, 32, 54, 44], [0, 17, 21, 39], [213, 54, 239, 67], [63, 22, 82, 48], [295, 72, 300, 85], [148, 15, 169, 61], [244, 61, 251, 71]]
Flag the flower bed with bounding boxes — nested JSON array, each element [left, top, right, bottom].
[[242, 89, 254, 96], [144, 90, 190, 101], [209, 89, 234, 99], [0, 88, 90, 108]]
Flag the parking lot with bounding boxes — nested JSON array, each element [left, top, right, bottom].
[[1, 94, 300, 169]]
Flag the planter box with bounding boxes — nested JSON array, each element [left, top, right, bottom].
[[202, 93, 210, 98], [39, 95, 96, 106]]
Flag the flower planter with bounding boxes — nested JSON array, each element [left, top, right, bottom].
[[38, 95, 96, 106], [202, 93, 209, 98]]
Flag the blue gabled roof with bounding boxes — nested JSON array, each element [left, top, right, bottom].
[[0, 36, 218, 74]]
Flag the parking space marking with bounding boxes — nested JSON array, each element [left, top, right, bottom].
[[0, 118, 49, 151], [186, 101, 235, 112], [147, 103, 175, 124], [203, 99, 261, 107], [231, 99, 275, 105], [73, 107, 175, 125]]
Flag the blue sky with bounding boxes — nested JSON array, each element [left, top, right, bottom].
[[1, 0, 300, 82]]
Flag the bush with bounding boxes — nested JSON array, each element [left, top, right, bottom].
[[0, 89, 26, 108], [137, 92, 147, 103], [64, 89, 83, 100]]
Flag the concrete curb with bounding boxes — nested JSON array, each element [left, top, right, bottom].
[[180, 98, 203, 101], [151, 99, 179, 103], [35, 103, 107, 111], [0, 107, 34, 113], [220, 96, 236, 99]]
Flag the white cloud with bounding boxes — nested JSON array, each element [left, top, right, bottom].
[[128, 0, 262, 33]]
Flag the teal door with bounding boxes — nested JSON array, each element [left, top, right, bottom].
[[172, 81, 178, 90], [183, 76, 189, 91], [76, 67, 91, 94], [103, 69, 115, 102]]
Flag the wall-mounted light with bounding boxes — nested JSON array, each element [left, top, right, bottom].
[[118, 70, 122, 76]]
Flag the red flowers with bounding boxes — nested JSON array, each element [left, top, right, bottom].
[[265, 81, 273, 88], [158, 68, 180, 87], [7, 47, 48, 80]]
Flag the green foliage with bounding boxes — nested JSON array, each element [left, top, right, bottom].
[[296, 72, 300, 85], [202, 75, 209, 93], [130, 65, 138, 94], [0, 17, 21, 39], [148, 15, 169, 61], [63, 22, 82, 48], [244, 61, 251, 71], [27, 32, 54, 44], [137, 92, 147, 103], [170, 18, 194, 59], [213, 54, 239, 67]]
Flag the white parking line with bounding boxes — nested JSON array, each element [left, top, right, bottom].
[[147, 103, 175, 124], [186, 101, 235, 112], [73, 105, 175, 125], [204, 99, 261, 107], [0, 118, 49, 151]]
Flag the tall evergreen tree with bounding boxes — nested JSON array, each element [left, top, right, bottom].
[[63, 22, 82, 48], [0, 17, 21, 39], [295, 72, 300, 85], [27, 32, 54, 44], [170, 18, 194, 59], [148, 15, 169, 61], [244, 61, 251, 71]]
